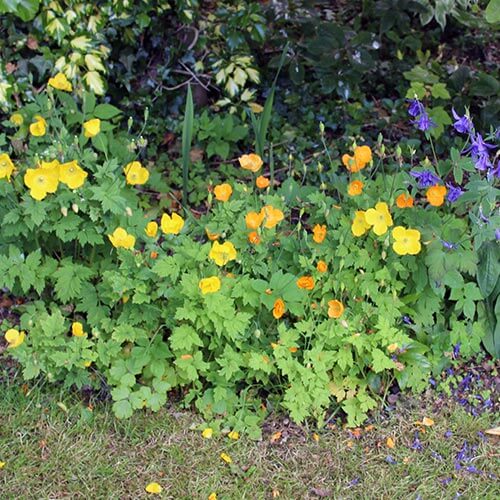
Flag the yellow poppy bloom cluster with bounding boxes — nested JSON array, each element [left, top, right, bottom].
[[24, 159, 88, 200], [351, 202, 393, 236]]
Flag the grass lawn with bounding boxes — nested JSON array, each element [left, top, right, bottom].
[[0, 372, 498, 500]]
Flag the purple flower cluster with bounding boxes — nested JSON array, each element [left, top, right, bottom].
[[452, 109, 498, 176], [408, 98, 435, 132], [446, 184, 463, 203]]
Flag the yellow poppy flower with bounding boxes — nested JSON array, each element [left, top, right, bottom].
[[348, 180, 364, 196], [5, 328, 25, 348], [145, 482, 162, 494], [83, 118, 101, 138], [209, 241, 237, 266], [239, 153, 263, 173], [124, 161, 149, 185], [260, 205, 284, 229], [59, 160, 87, 189], [392, 226, 421, 255], [108, 227, 135, 250], [145, 221, 158, 238], [29, 115, 47, 137], [228, 431, 239, 440], [312, 224, 327, 243], [160, 212, 184, 234], [387, 343, 398, 353], [220, 452, 232, 464], [0, 153, 15, 181], [351, 210, 370, 237], [71, 322, 86, 337], [365, 202, 393, 235], [199, 276, 221, 295], [24, 163, 59, 200], [213, 183, 232, 202], [48, 72, 73, 92], [202, 427, 213, 438], [10, 113, 23, 126]]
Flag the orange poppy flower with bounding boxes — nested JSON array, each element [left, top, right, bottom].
[[312, 224, 327, 243], [348, 180, 364, 196], [396, 193, 414, 208], [248, 231, 261, 244], [426, 185, 447, 207], [256, 176, 270, 189], [261, 205, 284, 229], [316, 260, 328, 273], [273, 298, 286, 319], [214, 183, 232, 202], [297, 276, 315, 290], [328, 300, 344, 318], [245, 211, 264, 229]]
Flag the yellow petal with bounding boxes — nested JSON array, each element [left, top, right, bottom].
[[145, 482, 162, 494]]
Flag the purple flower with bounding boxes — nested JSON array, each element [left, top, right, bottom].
[[408, 99, 424, 117], [489, 160, 500, 180], [441, 240, 457, 250], [440, 477, 452, 486], [402, 315, 413, 325], [479, 206, 489, 223], [496, 229, 500, 241], [429, 377, 437, 387], [447, 184, 463, 203], [385, 455, 397, 464], [411, 432, 423, 451], [444, 430, 453, 438], [452, 108, 473, 134], [347, 477, 360, 487], [415, 111, 435, 132], [465, 465, 481, 474], [463, 133, 496, 171], [410, 169, 441, 188], [452, 342, 461, 359]]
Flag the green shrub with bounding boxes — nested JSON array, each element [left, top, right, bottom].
[[1, 77, 498, 436]]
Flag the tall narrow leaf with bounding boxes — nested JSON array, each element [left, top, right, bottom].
[[181, 85, 194, 206], [250, 43, 289, 160]]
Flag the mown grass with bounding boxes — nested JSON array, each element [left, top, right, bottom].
[[0, 372, 498, 499]]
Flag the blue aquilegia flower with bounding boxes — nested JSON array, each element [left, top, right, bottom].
[[411, 169, 441, 188], [415, 111, 435, 132], [451, 108, 473, 134], [408, 98, 435, 132], [463, 133, 496, 171], [447, 184, 463, 203], [408, 98, 424, 117], [441, 240, 457, 250]]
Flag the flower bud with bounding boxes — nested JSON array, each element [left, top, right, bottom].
[[127, 116, 133, 130], [125, 207, 132, 217], [61, 206, 68, 217], [319, 122, 325, 135], [254, 329, 261, 339], [72, 203, 79, 213]]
